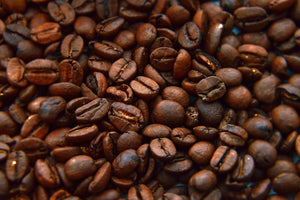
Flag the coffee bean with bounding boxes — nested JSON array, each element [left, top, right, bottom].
[[108, 102, 144, 132], [219, 124, 248, 147], [30, 22, 62, 45], [130, 76, 160, 100], [150, 138, 176, 161], [188, 169, 217, 192], [112, 149, 139, 177], [248, 140, 277, 168], [89, 162, 111, 193], [64, 155, 96, 181], [109, 58, 137, 83], [35, 158, 60, 189], [210, 145, 238, 173], [188, 141, 215, 165], [6, 151, 29, 182], [75, 98, 110, 123]]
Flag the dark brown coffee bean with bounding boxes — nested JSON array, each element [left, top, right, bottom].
[[215, 68, 242, 87], [234, 7, 269, 32], [88, 56, 112, 73], [61, 34, 84, 59], [130, 76, 160, 100], [114, 30, 136, 50], [39, 96, 66, 121], [128, 184, 154, 200], [253, 74, 281, 105], [196, 76, 226, 102], [171, 127, 197, 148], [75, 98, 110, 123], [272, 173, 300, 194], [112, 149, 139, 177], [195, 98, 224, 127], [106, 84, 134, 103], [248, 140, 277, 168], [89, 161, 111, 193], [268, 18, 296, 43], [151, 100, 185, 127], [150, 47, 178, 72], [48, 82, 81, 100], [210, 145, 238, 173], [267, 159, 298, 179], [58, 59, 84, 86], [71, 0, 95, 15], [74, 16, 96, 40], [3, 24, 30, 47], [0, 111, 18, 136], [64, 155, 96, 181], [94, 41, 124, 61], [109, 58, 137, 83], [188, 169, 217, 192], [219, 124, 248, 147], [142, 124, 171, 138], [14, 138, 47, 164], [6, 57, 27, 88], [96, 16, 125, 38], [188, 141, 215, 165], [166, 5, 190, 27], [238, 44, 268, 70], [0, 170, 9, 196], [25, 59, 58, 86], [193, 126, 218, 141], [277, 83, 300, 110], [48, 0, 75, 26], [66, 124, 98, 144], [272, 104, 299, 135], [51, 146, 82, 163], [92, 189, 120, 200], [225, 86, 252, 110], [150, 138, 176, 161], [117, 131, 142, 153], [35, 158, 60, 189], [177, 22, 201, 50], [243, 117, 273, 139], [136, 23, 157, 46], [0, 142, 9, 162], [30, 22, 62, 45], [108, 102, 144, 132], [231, 154, 255, 182], [6, 151, 29, 182]]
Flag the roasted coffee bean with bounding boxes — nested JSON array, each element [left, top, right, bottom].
[[48, 0, 75, 26], [35, 158, 60, 189], [271, 104, 299, 135], [151, 100, 185, 127], [248, 140, 277, 169], [25, 59, 58, 86], [171, 127, 197, 148], [128, 184, 154, 200], [117, 131, 142, 153], [94, 41, 124, 61], [88, 161, 111, 193], [108, 102, 144, 132], [112, 149, 139, 178], [96, 16, 125, 38], [210, 145, 238, 173], [58, 59, 84, 86], [150, 138, 176, 161], [75, 98, 110, 123], [109, 58, 137, 83], [6, 151, 29, 182], [66, 124, 98, 144], [6, 57, 28, 88], [61, 34, 84, 59], [39, 96, 66, 121], [14, 137, 48, 162], [64, 155, 96, 181], [188, 141, 215, 165], [150, 47, 178, 72], [277, 83, 300, 110], [272, 173, 300, 194], [136, 23, 157, 46], [178, 22, 201, 50], [231, 154, 255, 182], [130, 76, 160, 100], [219, 124, 248, 147], [30, 22, 62, 45], [3, 24, 30, 47], [267, 159, 298, 179], [189, 169, 217, 192], [196, 76, 226, 102]]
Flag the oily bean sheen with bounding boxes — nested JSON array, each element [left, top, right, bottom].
[[0, 0, 299, 199]]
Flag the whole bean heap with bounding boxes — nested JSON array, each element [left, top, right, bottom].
[[0, 0, 300, 199]]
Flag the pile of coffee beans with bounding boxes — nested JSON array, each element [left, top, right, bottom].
[[0, 0, 299, 199]]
